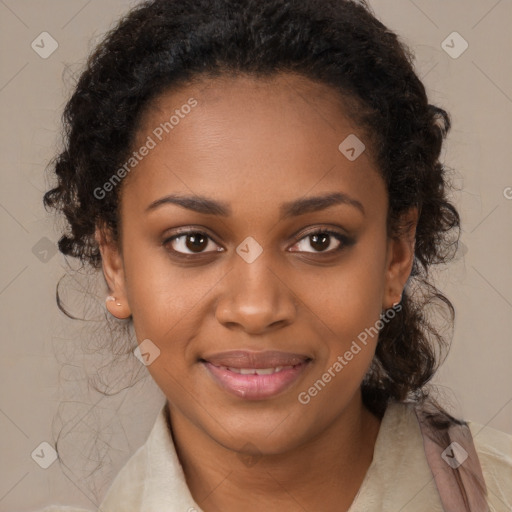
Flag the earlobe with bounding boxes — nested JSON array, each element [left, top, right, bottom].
[[95, 226, 132, 319], [383, 208, 418, 310]]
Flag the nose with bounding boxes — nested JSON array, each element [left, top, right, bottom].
[[215, 253, 297, 334]]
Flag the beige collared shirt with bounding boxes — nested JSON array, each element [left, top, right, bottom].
[[39, 401, 512, 512]]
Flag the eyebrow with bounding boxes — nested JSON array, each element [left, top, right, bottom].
[[145, 192, 365, 218]]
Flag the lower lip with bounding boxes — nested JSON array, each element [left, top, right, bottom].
[[203, 361, 310, 400]]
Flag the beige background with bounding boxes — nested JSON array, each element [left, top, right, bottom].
[[1, 0, 511, 510]]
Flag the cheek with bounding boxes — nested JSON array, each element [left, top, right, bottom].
[[303, 232, 388, 391], [298, 230, 388, 335], [121, 236, 186, 342], [121, 236, 225, 363]]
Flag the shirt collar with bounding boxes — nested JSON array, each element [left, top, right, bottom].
[[99, 401, 203, 512], [100, 401, 421, 512]]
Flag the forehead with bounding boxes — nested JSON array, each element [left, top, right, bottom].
[[121, 73, 386, 219]]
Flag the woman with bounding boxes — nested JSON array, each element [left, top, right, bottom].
[[39, 0, 512, 510]]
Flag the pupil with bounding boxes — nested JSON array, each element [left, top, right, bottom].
[[311, 233, 329, 251], [186, 233, 207, 252]]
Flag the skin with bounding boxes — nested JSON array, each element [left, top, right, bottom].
[[96, 73, 417, 512]]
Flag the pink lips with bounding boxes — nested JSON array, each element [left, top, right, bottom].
[[201, 350, 311, 400]]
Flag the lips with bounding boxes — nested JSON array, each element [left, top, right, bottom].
[[200, 350, 312, 400], [202, 350, 310, 369]]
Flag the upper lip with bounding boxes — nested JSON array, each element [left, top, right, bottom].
[[201, 350, 311, 369]]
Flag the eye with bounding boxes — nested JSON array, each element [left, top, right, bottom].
[[289, 229, 352, 254], [163, 230, 223, 256], [163, 227, 353, 258]]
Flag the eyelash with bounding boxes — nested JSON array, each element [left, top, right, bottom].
[[162, 227, 354, 259]]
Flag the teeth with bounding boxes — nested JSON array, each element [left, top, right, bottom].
[[224, 366, 294, 375], [253, 368, 275, 375], [240, 368, 258, 375]]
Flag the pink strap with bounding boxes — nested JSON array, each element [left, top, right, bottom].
[[415, 405, 490, 512]]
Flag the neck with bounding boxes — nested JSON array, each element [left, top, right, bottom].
[[168, 392, 383, 512]]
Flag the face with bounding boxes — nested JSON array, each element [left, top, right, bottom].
[[98, 73, 415, 455]]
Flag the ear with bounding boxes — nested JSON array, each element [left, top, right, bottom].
[[382, 207, 418, 310], [95, 225, 131, 319]]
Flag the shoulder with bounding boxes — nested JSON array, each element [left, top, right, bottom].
[[467, 420, 512, 511], [371, 401, 512, 511], [412, 399, 512, 511], [97, 439, 149, 510], [33, 444, 148, 512], [98, 402, 201, 511]]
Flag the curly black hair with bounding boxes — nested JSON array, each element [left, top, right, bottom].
[[44, 0, 461, 431]]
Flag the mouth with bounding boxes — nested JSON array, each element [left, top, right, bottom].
[[200, 350, 312, 400]]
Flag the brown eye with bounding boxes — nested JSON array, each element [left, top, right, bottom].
[[290, 229, 352, 254], [309, 232, 331, 252], [164, 231, 222, 255]]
